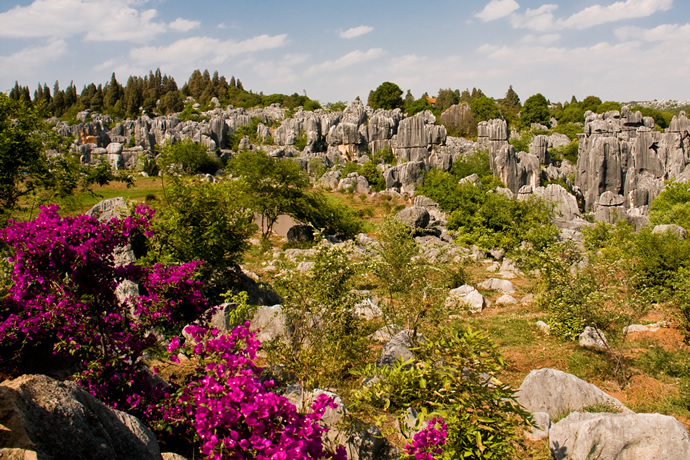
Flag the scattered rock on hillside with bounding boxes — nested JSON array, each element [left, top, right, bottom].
[[536, 320, 551, 335], [652, 224, 688, 239], [550, 412, 690, 460], [287, 225, 314, 243], [250, 305, 290, 343], [578, 326, 609, 350], [526, 411, 551, 441], [477, 278, 516, 294], [395, 206, 430, 229], [0, 374, 161, 460], [495, 294, 517, 306], [517, 368, 630, 419], [85, 196, 128, 221], [445, 285, 487, 313], [377, 330, 422, 368], [369, 324, 403, 343]]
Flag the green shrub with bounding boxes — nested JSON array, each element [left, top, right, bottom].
[[509, 131, 532, 153], [293, 131, 307, 151], [142, 178, 256, 303], [339, 161, 361, 178], [159, 138, 222, 175], [352, 326, 530, 459], [551, 122, 584, 141], [371, 145, 395, 165], [649, 181, 690, 230], [550, 139, 579, 165], [269, 243, 372, 389], [359, 161, 385, 192]]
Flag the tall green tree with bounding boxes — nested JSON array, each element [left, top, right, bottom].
[[0, 94, 50, 220], [367, 82, 404, 110], [227, 151, 309, 238], [521, 93, 550, 129]]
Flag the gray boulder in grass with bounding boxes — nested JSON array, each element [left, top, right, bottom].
[[517, 368, 630, 419], [550, 412, 690, 460]]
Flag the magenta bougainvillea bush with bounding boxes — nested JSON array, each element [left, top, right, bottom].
[[0, 205, 345, 459], [0, 204, 206, 418], [166, 323, 346, 459], [405, 417, 448, 460]]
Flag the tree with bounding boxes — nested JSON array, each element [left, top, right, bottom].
[[144, 178, 256, 302], [0, 94, 51, 220], [521, 93, 550, 129], [503, 85, 521, 109], [158, 138, 222, 175], [469, 95, 500, 122], [435, 88, 460, 113], [367, 82, 404, 110], [227, 151, 309, 238]]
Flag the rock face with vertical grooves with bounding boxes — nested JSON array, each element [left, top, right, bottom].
[[0, 374, 161, 460]]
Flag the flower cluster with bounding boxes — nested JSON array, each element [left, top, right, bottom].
[[166, 323, 347, 460], [0, 204, 204, 419], [405, 417, 448, 460]]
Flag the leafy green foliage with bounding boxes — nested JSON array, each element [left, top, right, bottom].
[[649, 181, 690, 230], [469, 95, 500, 122], [371, 145, 395, 165], [290, 192, 365, 240], [509, 130, 532, 153], [372, 217, 466, 332], [0, 94, 52, 218], [143, 178, 256, 303], [159, 138, 222, 175], [269, 243, 372, 389], [549, 139, 579, 165], [521, 93, 550, 129], [227, 151, 309, 238], [368, 82, 404, 110], [352, 326, 530, 460]]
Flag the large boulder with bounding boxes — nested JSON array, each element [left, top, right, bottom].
[[377, 330, 420, 368], [394, 206, 430, 229], [444, 285, 486, 313], [477, 278, 516, 294], [518, 368, 630, 419], [550, 412, 690, 460], [0, 374, 161, 459]]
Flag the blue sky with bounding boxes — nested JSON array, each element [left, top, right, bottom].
[[0, 0, 688, 105]]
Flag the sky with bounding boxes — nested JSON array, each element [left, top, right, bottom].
[[0, 0, 688, 105]]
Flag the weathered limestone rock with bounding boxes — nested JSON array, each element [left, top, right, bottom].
[[445, 285, 486, 313], [250, 305, 290, 343], [526, 412, 551, 441], [394, 206, 430, 229], [550, 412, 690, 460], [477, 278, 516, 294], [490, 145, 540, 194], [578, 326, 609, 350], [0, 374, 161, 460], [338, 172, 371, 194], [383, 161, 425, 194], [652, 224, 687, 239], [377, 330, 421, 368], [517, 368, 630, 419]]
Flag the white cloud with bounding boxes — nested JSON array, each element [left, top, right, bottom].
[[169, 18, 200, 32], [510, 4, 558, 31], [510, 0, 673, 32], [306, 48, 384, 75], [519, 33, 561, 44], [0, 40, 67, 81], [615, 23, 690, 41], [217, 23, 226, 29], [0, 0, 167, 42], [129, 34, 288, 69], [560, 0, 673, 30], [475, 0, 520, 22], [339, 25, 374, 39]]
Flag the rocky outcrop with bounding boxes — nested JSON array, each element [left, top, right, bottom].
[[576, 108, 690, 213], [550, 412, 690, 460], [393, 111, 446, 163], [383, 161, 425, 194], [0, 374, 161, 460], [477, 118, 509, 158], [394, 206, 430, 229], [490, 145, 540, 194], [518, 368, 630, 419]]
